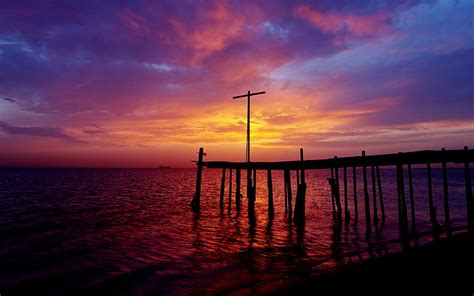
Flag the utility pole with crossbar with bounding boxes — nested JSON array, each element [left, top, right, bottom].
[[233, 90, 266, 163]]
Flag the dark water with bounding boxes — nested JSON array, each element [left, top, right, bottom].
[[0, 168, 470, 295]]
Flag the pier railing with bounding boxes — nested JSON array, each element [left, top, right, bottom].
[[191, 146, 473, 240]]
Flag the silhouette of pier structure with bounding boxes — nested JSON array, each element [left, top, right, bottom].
[[191, 147, 474, 239], [190, 91, 474, 241]]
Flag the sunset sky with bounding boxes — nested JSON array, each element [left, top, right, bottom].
[[0, 0, 473, 167]]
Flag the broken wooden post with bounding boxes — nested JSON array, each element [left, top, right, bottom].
[[376, 166, 385, 221], [191, 147, 204, 211], [353, 166, 358, 222], [294, 148, 307, 226], [362, 151, 371, 229], [267, 169, 274, 217], [441, 148, 451, 236], [220, 168, 226, 210], [334, 156, 342, 217], [408, 163, 415, 227], [236, 169, 241, 208], [343, 166, 350, 221], [371, 165, 378, 224], [228, 169, 232, 214], [464, 146, 473, 231], [427, 162, 440, 236]]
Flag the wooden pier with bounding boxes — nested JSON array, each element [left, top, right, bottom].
[[191, 146, 474, 237]]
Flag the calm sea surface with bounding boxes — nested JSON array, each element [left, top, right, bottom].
[[0, 168, 471, 295]]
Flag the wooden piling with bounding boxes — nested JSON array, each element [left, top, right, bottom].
[[371, 166, 378, 224], [376, 166, 385, 220], [464, 146, 473, 231], [284, 172, 288, 212], [267, 169, 274, 216], [397, 159, 409, 237], [353, 166, 358, 221], [362, 151, 371, 229], [191, 147, 204, 211], [330, 167, 336, 215], [300, 148, 305, 184], [220, 168, 226, 209], [236, 169, 241, 208], [334, 156, 342, 216], [247, 168, 254, 214], [396, 162, 409, 247], [294, 148, 307, 226], [343, 166, 350, 220], [441, 148, 451, 235], [284, 169, 293, 220], [408, 164, 415, 226], [427, 162, 440, 234], [228, 169, 232, 214]]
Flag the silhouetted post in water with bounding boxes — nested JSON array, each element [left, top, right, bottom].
[[247, 169, 255, 216], [228, 169, 232, 214], [267, 170, 274, 217], [284, 169, 292, 220], [343, 166, 350, 221], [294, 148, 307, 226], [236, 169, 241, 208], [353, 166, 358, 222], [362, 151, 371, 230], [284, 173, 288, 212], [408, 164, 415, 227], [191, 147, 204, 211], [251, 169, 257, 211], [376, 166, 385, 221], [334, 157, 342, 217], [464, 146, 473, 231], [441, 148, 451, 236], [371, 166, 378, 224], [396, 158, 409, 239], [220, 168, 226, 210], [330, 168, 336, 215], [427, 162, 440, 237]]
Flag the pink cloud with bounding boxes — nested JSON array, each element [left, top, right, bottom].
[[294, 5, 391, 38]]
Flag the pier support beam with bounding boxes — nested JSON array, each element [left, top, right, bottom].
[[441, 148, 451, 236], [376, 166, 385, 221], [362, 151, 371, 230], [228, 169, 232, 214], [236, 169, 241, 208], [284, 169, 292, 220], [427, 162, 440, 237], [396, 158, 409, 239], [247, 168, 255, 216], [294, 148, 307, 226], [353, 166, 358, 222], [334, 157, 342, 218], [220, 168, 226, 210], [330, 168, 336, 215], [464, 146, 473, 232], [267, 170, 274, 217], [371, 166, 378, 224], [343, 166, 350, 221], [191, 147, 204, 211], [408, 164, 415, 227]]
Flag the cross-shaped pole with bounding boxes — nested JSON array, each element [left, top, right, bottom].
[[233, 90, 266, 163]]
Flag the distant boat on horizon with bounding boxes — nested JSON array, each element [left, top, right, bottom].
[[158, 165, 171, 169]]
